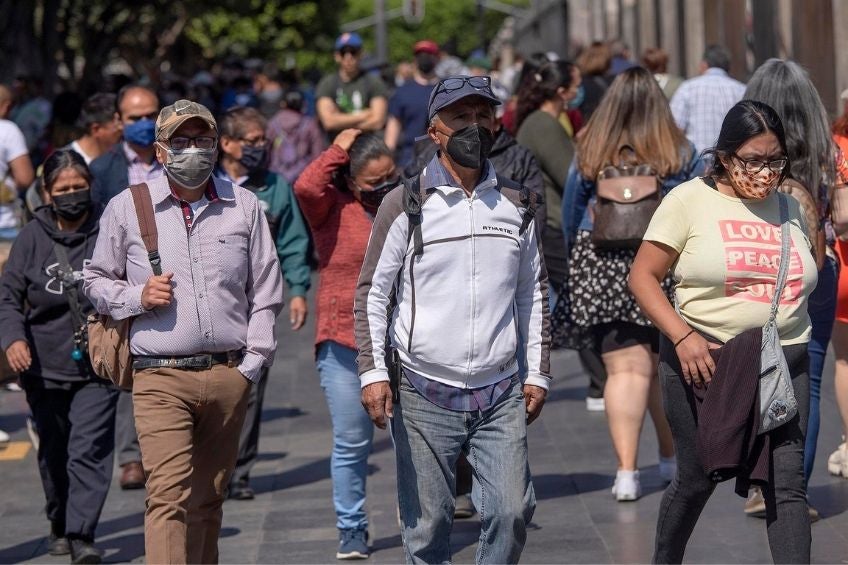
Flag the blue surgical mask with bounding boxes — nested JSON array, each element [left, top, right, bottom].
[[568, 85, 585, 110], [123, 118, 156, 148]]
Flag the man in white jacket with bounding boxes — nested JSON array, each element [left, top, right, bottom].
[[354, 76, 551, 564]]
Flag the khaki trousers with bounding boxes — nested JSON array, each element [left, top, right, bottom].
[[133, 365, 250, 564]]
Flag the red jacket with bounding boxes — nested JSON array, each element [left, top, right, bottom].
[[294, 144, 373, 352]]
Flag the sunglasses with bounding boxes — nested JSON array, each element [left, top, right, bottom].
[[433, 76, 492, 97], [338, 47, 361, 57]]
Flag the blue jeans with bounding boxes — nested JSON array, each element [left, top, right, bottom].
[[804, 254, 838, 482], [316, 341, 374, 530], [391, 374, 535, 564]]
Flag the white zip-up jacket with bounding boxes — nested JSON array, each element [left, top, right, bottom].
[[354, 157, 552, 390]]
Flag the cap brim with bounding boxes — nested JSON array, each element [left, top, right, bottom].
[[429, 92, 502, 121], [157, 115, 217, 140]]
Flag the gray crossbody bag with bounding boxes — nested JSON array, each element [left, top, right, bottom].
[[758, 193, 798, 434]]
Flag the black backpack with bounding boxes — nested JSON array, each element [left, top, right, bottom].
[[401, 173, 541, 256]]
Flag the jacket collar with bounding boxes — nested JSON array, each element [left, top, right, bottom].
[[420, 152, 498, 196]]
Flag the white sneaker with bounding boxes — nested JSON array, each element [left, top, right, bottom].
[[828, 442, 847, 477], [0, 429, 9, 444], [586, 397, 606, 412], [659, 455, 677, 483], [612, 470, 641, 501]]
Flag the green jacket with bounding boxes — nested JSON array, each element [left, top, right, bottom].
[[215, 168, 311, 297]]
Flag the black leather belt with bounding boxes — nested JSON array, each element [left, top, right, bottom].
[[133, 351, 243, 371]]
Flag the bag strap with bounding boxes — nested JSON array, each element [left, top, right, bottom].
[[52, 242, 87, 344], [402, 174, 425, 257], [496, 174, 537, 236], [769, 193, 791, 323], [129, 183, 162, 276]]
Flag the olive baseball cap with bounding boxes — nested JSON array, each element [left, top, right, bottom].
[[155, 99, 217, 140]]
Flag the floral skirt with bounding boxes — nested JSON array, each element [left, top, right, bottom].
[[551, 230, 672, 350]]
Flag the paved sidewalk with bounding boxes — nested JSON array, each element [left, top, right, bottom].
[[2, 295, 848, 563]]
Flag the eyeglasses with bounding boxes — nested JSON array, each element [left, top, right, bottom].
[[168, 136, 217, 150], [732, 153, 788, 175], [339, 47, 361, 57], [433, 76, 491, 97], [239, 137, 267, 148]]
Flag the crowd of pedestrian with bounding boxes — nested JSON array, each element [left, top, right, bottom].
[[0, 31, 846, 565]]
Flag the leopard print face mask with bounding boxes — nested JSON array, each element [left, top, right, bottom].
[[728, 162, 780, 199]]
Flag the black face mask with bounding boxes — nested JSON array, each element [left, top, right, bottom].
[[239, 144, 268, 173], [415, 53, 438, 75], [358, 179, 400, 213], [444, 124, 495, 170], [52, 189, 91, 221]]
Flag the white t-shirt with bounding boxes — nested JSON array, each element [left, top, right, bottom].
[[0, 120, 28, 231], [0, 119, 28, 179], [69, 140, 94, 165], [643, 177, 818, 345]]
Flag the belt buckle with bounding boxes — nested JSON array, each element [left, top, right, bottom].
[[200, 354, 213, 370]]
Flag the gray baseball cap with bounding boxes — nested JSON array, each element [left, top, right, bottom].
[[427, 75, 501, 122]]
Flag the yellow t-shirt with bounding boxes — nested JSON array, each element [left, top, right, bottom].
[[643, 177, 817, 345]]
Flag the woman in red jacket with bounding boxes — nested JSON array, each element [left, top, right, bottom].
[[293, 128, 398, 560]]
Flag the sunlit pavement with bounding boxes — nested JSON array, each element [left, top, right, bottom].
[[2, 284, 848, 563]]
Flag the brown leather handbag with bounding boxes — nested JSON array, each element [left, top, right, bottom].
[[591, 145, 662, 249], [88, 183, 161, 390]]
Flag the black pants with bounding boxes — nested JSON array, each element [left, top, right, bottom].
[[230, 366, 269, 486], [23, 376, 119, 540], [653, 337, 811, 564]]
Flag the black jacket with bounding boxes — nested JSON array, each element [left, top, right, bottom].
[[0, 205, 102, 382], [405, 129, 547, 232], [90, 145, 129, 205]]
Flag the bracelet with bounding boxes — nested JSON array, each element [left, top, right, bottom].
[[673, 329, 695, 348]]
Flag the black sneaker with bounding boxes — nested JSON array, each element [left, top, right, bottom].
[[47, 532, 70, 556], [69, 538, 102, 564], [228, 479, 255, 501]]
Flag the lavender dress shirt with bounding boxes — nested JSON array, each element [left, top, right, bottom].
[[83, 175, 284, 382]]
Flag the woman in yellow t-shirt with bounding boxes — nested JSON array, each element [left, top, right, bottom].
[[630, 100, 815, 564]]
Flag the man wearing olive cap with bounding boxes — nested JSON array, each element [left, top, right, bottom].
[[355, 77, 551, 563], [84, 99, 284, 564]]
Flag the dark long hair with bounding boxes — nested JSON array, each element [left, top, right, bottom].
[[42, 149, 92, 194], [704, 99, 790, 184], [332, 133, 393, 191], [744, 59, 834, 202], [515, 60, 575, 131]]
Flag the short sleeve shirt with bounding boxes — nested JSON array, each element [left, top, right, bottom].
[[0, 119, 28, 179], [388, 81, 434, 167], [315, 72, 388, 137], [643, 177, 817, 345]]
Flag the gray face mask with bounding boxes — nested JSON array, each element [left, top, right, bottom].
[[160, 145, 217, 189]]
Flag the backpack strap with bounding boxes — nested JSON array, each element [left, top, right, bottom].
[[496, 174, 539, 236], [129, 183, 162, 276], [402, 174, 426, 257]]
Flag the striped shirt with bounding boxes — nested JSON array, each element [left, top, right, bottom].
[[405, 367, 515, 412], [670, 68, 746, 154], [83, 175, 284, 382]]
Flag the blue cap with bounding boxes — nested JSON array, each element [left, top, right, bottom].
[[427, 76, 502, 121], [335, 32, 363, 51]]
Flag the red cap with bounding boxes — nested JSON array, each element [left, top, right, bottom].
[[413, 40, 440, 56]]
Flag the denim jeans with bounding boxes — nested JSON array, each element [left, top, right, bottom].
[[316, 341, 374, 531], [392, 374, 535, 564], [804, 254, 838, 482]]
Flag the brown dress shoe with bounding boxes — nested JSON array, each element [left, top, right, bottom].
[[120, 462, 145, 490]]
